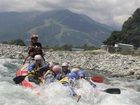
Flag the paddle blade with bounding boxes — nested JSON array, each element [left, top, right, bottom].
[[104, 88, 121, 94], [91, 76, 104, 83], [13, 76, 26, 84]]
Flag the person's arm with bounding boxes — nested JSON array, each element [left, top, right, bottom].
[[23, 55, 30, 64], [28, 64, 35, 72], [23, 46, 31, 64], [39, 42, 42, 48], [23, 45, 36, 64], [36, 42, 42, 48], [38, 43, 46, 62], [44, 73, 55, 84]]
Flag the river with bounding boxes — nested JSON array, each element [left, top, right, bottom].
[[0, 57, 140, 105]]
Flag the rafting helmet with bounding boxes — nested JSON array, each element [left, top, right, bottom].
[[62, 62, 69, 67], [52, 65, 62, 74], [34, 55, 42, 60], [67, 72, 77, 79], [31, 34, 38, 40], [71, 68, 80, 73]]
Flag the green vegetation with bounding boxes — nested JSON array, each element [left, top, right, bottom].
[[47, 44, 97, 51], [80, 44, 97, 50], [2, 39, 25, 46], [104, 8, 140, 47], [52, 44, 73, 51]]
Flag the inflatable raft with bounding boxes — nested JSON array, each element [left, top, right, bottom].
[[15, 63, 41, 95]]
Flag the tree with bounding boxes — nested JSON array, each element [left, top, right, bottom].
[[81, 44, 97, 50], [103, 8, 140, 47], [52, 44, 73, 51], [2, 41, 8, 44], [2, 39, 25, 46]]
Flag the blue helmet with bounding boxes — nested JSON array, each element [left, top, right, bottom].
[[67, 72, 77, 79]]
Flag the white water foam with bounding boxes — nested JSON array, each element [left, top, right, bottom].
[[0, 58, 140, 105]]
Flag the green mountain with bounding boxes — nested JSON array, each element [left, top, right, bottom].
[[0, 10, 113, 47], [104, 8, 140, 47]]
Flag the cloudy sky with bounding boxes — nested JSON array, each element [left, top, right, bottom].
[[0, 0, 139, 27]]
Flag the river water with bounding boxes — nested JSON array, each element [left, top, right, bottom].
[[0, 57, 140, 105]]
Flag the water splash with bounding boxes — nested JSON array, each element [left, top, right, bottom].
[[0, 57, 140, 105]]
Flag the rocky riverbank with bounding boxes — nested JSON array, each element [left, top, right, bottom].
[[0, 44, 140, 79]]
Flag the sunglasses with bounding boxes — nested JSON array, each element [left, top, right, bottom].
[[31, 37, 38, 40]]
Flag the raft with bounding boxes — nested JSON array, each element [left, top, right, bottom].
[[15, 63, 40, 95]]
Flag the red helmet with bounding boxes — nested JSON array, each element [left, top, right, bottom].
[[52, 65, 62, 74]]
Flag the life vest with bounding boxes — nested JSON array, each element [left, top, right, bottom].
[[35, 47, 42, 55], [43, 70, 56, 84], [44, 70, 55, 77], [28, 64, 44, 85], [28, 64, 42, 77], [28, 45, 43, 57], [63, 69, 71, 75], [59, 77, 69, 84]]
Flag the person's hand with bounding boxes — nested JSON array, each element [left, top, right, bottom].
[[23, 61, 25, 65]]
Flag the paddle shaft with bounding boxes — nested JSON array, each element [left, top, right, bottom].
[[88, 79, 121, 94], [13, 65, 49, 84]]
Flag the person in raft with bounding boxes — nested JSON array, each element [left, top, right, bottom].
[[27, 55, 46, 85], [23, 34, 45, 64]]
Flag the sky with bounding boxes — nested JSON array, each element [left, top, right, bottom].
[[0, 0, 139, 27]]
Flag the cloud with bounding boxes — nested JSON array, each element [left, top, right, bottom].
[[0, 0, 139, 27]]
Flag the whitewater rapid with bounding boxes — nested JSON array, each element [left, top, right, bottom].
[[0, 57, 140, 105]]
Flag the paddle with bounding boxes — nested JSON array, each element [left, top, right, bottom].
[[88, 78, 121, 94], [13, 75, 27, 84], [89, 81, 121, 94], [91, 76, 104, 83], [103, 88, 121, 94], [13, 65, 49, 84]]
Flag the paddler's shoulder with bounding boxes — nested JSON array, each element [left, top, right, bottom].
[[59, 77, 69, 84], [44, 70, 54, 76]]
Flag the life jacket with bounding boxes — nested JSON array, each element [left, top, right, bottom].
[[44, 70, 56, 78], [35, 47, 42, 55], [57, 72, 66, 80], [28, 64, 42, 77], [28, 64, 44, 85], [59, 77, 69, 84], [28, 43, 43, 57], [44, 70, 56, 84], [63, 69, 71, 75]]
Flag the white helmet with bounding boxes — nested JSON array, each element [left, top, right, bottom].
[[71, 68, 80, 73], [62, 62, 69, 67], [34, 55, 42, 60], [31, 34, 38, 38]]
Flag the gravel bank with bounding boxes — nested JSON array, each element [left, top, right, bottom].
[[0, 44, 140, 79]]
